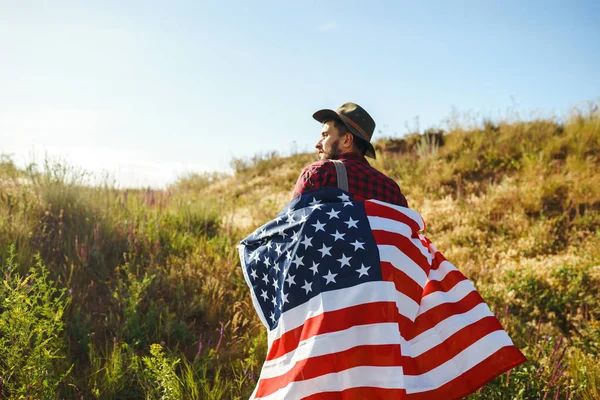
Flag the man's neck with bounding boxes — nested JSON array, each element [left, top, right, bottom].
[[328, 152, 368, 163]]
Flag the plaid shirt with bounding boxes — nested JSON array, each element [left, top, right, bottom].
[[292, 152, 408, 207]]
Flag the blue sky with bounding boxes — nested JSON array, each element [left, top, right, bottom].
[[1, 1, 599, 188]]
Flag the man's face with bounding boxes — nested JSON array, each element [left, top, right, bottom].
[[315, 121, 342, 160]]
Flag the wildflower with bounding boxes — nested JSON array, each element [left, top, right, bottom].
[[215, 322, 225, 353], [194, 333, 204, 362]]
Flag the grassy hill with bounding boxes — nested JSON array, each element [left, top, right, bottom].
[[0, 106, 599, 399]]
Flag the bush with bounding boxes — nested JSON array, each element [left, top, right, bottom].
[[0, 246, 72, 398]]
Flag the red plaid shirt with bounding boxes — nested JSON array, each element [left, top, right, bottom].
[[292, 152, 408, 207]]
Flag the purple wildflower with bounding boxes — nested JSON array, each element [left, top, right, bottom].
[[215, 322, 225, 353]]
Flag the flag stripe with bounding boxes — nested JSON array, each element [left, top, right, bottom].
[[381, 261, 424, 305], [401, 302, 495, 358], [423, 270, 466, 296], [263, 303, 498, 380], [261, 310, 502, 385], [405, 346, 526, 400], [262, 323, 403, 379], [428, 260, 458, 282], [408, 290, 485, 340], [419, 279, 477, 315], [371, 224, 431, 274], [366, 200, 425, 232], [402, 316, 505, 374], [265, 301, 403, 362], [377, 244, 429, 289], [403, 330, 516, 392], [302, 386, 408, 400], [268, 282, 418, 344], [254, 366, 406, 400], [367, 216, 431, 262], [256, 330, 520, 399], [257, 345, 403, 398]]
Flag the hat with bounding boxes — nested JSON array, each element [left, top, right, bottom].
[[313, 102, 377, 159]]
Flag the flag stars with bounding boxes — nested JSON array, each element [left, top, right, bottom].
[[285, 273, 296, 287], [344, 217, 359, 229], [318, 244, 332, 258], [311, 203, 323, 211], [286, 213, 295, 224], [263, 256, 271, 267], [292, 255, 304, 268], [312, 220, 326, 232], [326, 208, 340, 219], [273, 263, 281, 273], [272, 277, 279, 290], [350, 240, 365, 251], [270, 312, 276, 323], [337, 254, 352, 268], [260, 289, 268, 301], [286, 251, 293, 261], [309, 197, 322, 206], [271, 295, 277, 307], [357, 263, 371, 277], [343, 201, 353, 207], [301, 235, 313, 249], [291, 230, 301, 243], [250, 269, 258, 280], [322, 270, 337, 285], [278, 229, 288, 238], [275, 244, 283, 256], [262, 273, 269, 284], [309, 261, 320, 275], [330, 230, 345, 241], [299, 214, 308, 223], [301, 280, 313, 294], [338, 193, 351, 202], [281, 291, 289, 305]]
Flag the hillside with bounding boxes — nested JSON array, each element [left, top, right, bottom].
[[0, 106, 599, 399]]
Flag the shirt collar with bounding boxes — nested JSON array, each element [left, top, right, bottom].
[[338, 152, 370, 165]]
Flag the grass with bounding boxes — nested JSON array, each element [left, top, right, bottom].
[[0, 103, 598, 398]]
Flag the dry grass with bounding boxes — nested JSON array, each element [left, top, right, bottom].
[[0, 104, 598, 398]]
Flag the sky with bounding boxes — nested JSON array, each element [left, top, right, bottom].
[[1, 0, 599, 188]]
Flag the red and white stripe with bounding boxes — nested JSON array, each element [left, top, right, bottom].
[[250, 200, 526, 400]]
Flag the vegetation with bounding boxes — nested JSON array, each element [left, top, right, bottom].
[[0, 103, 598, 399]]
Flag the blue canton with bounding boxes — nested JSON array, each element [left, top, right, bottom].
[[240, 188, 381, 330]]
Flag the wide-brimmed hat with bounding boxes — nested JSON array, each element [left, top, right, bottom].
[[313, 102, 377, 159]]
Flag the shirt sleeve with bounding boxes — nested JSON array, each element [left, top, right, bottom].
[[291, 162, 333, 199]]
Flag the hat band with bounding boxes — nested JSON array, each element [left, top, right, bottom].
[[339, 114, 370, 141]]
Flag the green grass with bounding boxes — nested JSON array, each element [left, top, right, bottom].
[[0, 104, 598, 398]]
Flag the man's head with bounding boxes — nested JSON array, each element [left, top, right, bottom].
[[312, 102, 377, 159], [315, 119, 370, 160]]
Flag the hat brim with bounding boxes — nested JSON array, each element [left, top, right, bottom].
[[312, 109, 377, 159]]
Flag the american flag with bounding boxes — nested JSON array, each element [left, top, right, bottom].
[[239, 188, 526, 399]]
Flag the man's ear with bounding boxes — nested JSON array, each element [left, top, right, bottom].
[[344, 132, 354, 148]]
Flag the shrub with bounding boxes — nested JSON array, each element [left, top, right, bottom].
[[0, 246, 72, 398]]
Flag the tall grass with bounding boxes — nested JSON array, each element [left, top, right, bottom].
[[0, 104, 598, 398]]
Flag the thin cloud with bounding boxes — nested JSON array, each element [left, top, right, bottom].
[[318, 22, 337, 32]]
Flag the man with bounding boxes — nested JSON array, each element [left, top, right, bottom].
[[292, 101, 409, 207]]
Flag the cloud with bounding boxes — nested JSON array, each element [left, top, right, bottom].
[[318, 22, 337, 32]]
